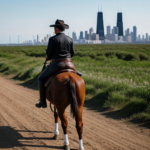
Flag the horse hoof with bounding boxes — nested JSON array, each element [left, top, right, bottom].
[[64, 145, 70, 150], [53, 134, 58, 140]]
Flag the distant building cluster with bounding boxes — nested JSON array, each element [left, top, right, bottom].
[[72, 11, 150, 44], [23, 34, 51, 45], [72, 27, 101, 44], [3, 10, 150, 46]]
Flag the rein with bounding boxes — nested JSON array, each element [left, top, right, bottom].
[[50, 103, 55, 113], [41, 60, 48, 73]]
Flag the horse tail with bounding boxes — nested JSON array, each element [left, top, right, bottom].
[[67, 78, 78, 118]]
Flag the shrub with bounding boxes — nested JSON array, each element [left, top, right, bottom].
[[116, 52, 127, 60], [125, 88, 150, 101], [75, 52, 84, 57], [120, 97, 147, 116], [0, 53, 16, 59], [107, 83, 128, 92], [95, 56, 107, 61], [85, 84, 96, 94], [116, 52, 139, 61], [0, 63, 19, 75], [105, 91, 129, 107], [139, 53, 149, 61], [105, 52, 115, 57], [124, 53, 139, 61], [19, 67, 35, 80], [23, 51, 45, 57]]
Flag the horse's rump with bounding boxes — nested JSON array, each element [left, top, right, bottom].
[[46, 72, 85, 116]]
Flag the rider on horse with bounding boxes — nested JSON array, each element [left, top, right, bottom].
[[35, 19, 76, 108]]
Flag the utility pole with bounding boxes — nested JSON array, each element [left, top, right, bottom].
[[17, 35, 20, 44]]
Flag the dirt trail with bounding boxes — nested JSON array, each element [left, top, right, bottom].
[[0, 76, 150, 150]]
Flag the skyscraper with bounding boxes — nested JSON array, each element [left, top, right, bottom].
[[37, 35, 40, 43], [142, 35, 144, 40], [112, 28, 115, 35], [107, 26, 111, 34], [130, 32, 134, 42], [127, 28, 130, 36], [85, 31, 88, 39], [113, 26, 119, 34], [133, 26, 137, 42], [125, 30, 127, 36], [80, 31, 83, 39], [106, 26, 111, 40], [92, 33, 99, 40], [44, 37, 46, 43], [117, 12, 123, 36], [46, 34, 51, 43], [96, 11, 105, 40], [89, 27, 94, 35], [72, 32, 77, 41], [47, 34, 51, 39], [138, 34, 141, 41], [111, 27, 118, 42], [146, 33, 149, 41]]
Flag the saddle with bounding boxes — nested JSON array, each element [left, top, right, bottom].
[[44, 59, 77, 88], [44, 69, 76, 87]]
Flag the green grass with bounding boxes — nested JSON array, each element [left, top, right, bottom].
[[0, 44, 150, 121]]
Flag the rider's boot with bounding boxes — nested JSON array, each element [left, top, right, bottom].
[[35, 84, 47, 108]]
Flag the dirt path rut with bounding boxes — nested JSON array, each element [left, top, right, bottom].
[[0, 76, 150, 150]]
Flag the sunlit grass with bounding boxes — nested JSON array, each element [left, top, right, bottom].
[[0, 44, 150, 120]]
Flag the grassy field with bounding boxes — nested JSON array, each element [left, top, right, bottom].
[[0, 44, 150, 121]]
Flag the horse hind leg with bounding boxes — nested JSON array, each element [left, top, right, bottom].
[[53, 108, 59, 140], [58, 110, 70, 150], [75, 107, 84, 150]]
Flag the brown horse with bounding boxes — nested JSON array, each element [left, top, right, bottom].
[[45, 71, 85, 150]]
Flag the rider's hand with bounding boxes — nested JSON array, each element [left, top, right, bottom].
[[46, 55, 48, 60]]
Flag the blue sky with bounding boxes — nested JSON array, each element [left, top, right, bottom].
[[0, 0, 150, 43]]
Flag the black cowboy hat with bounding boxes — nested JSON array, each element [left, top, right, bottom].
[[50, 19, 69, 29]]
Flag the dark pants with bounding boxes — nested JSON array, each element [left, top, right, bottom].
[[37, 62, 66, 106], [38, 62, 66, 86]]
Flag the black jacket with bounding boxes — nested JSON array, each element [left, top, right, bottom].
[[46, 33, 75, 60]]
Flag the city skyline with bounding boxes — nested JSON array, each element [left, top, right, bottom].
[[21, 10, 150, 45], [71, 10, 150, 44], [1, 0, 150, 43], [4, 19, 150, 45], [6, 10, 150, 45]]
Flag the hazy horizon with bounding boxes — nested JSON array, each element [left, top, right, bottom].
[[1, 0, 150, 43]]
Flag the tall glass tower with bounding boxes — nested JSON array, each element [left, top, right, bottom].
[[80, 31, 83, 39], [117, 12, 123, 36], [107, 26, 111, 34], [96, 11, 105, 40], [133, 26, 137, 42]]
